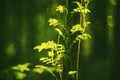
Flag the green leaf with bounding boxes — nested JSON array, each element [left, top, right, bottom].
[[56, 5, 64, 13], [15, 72, 26, 80], [73, 1, 84, 13], [46, 67, 56, 77], [68, 71, 77, 75], [34, 41, 57, 52], [40, 57, 53, 64], [73, 1, 81, 7], [55, 28, 65, 38], [75, 33, 91, 41], [48, 18, 59, 27], [33, 65, 55, 77], [46, 61, 53, 64], [40, 57, 48, 61], [48, 51, 54, 57], [84, 8, 91, 14], [70, 24, 84, 33], [33, 67, 44, 74], [33, 65, 47, 74], [12, 63, 30, 72], [42, 58, 51, 63]]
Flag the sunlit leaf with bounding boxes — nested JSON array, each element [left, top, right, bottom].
[[42, 59, 51, 63], [33, 65, 55, 77], [40, 57, 48, 61], [84, 8, 91, 14], [15, 72, 26, 80], [12, 63, 30, 72], [55, 28, 63, 35], [48, 18, 59, 27], [73, 1, 81, 7], [73, 1, 84, 13], [48, 51, 54, 57], [46, 61, 53, 64], [56, 5, 64, 13], [71, 24, 84, 33], [46, 67, 56, 77], [40, 57, 52, 64], [35, 65, 47, 68], [68, 71, 77, 75], [33, 67, 44, 74], [34, 41, 57, 52], [75, 33, 91, 41]]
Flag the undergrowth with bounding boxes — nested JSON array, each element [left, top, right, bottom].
[[11, 0, 91, 80]]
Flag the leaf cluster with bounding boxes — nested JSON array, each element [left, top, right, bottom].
[[12, 63, 30, 80], [33, 1, 92, 80], [34, 41, 65, 75]]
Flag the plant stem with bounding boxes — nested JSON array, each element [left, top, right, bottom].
[[76, 40, 81, 80], [60, 72, 62, 80], [57, 34, 60, 44], [76, 0, 89, 80], [76, 0, 82, 80]]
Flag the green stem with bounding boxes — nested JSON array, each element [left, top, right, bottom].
[[76, 1, 84, 80], [57, 34, 60, 44], [60, 72, 62, 80], [76, 40, 81, 80], [51, 50, 55, 66], [57, 34, 62, 80]]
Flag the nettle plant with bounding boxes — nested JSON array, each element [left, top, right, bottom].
[[33, 0, 91, 80], [12, 0, 91, 80]]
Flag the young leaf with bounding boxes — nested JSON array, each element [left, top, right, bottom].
[[55, 28, 65, 38], [68, 71, 77, 75], [48, 51, 54, 57], [75, 33, 91, 41], [34, 41, 57, 52], [71, 24, 84, 33], [12, 63, 30, 72], [48, 18, 59, 27], [14, 72, 26, 80], [56, 5, 64, 13], [46, 67, 56, 77], [34, 65, 55, 77], [84, 8, 91, 14], [73, 1, 81, 7], [40, 57, 48, 61], [33, 67, 44, 74]]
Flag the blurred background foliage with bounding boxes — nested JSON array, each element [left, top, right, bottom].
[[0, 0, 120, 80]]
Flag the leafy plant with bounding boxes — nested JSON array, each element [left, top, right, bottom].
[[34, 41, 65, 80], [34, 0, 91, 80], [12, 63, 30, 80], [9, 0, 91, 80]]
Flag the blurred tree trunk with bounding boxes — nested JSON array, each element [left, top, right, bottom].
[[0, 0, 56, 70], [112, 0, 120, 80]]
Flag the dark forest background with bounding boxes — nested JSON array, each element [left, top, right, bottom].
[[0, 0, 120, 80]]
